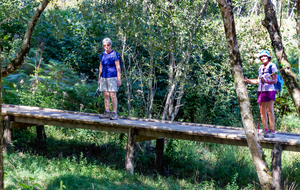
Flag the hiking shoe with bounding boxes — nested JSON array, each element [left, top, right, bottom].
[[110, 112, 118, 120], [258, 130, 268, 137], [264, 131, 275, 138], [99, 111, 110, 119]]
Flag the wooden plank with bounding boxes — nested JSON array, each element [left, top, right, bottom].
[[136, 129, 300, 152], [126, 128, 136, 175], [133, 135, 159, 142], [271, 143, 282, 190], [2, 105, 300, 151], [13, 117, 128, 134], [10, 122, 36, 129]]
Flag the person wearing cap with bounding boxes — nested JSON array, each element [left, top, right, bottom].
[[98, 38, 121, 120], [244, 50, 278, 138]]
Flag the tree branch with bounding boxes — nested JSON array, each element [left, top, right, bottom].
[[2, 0, 50, 77], [0, 18, 10, 27]]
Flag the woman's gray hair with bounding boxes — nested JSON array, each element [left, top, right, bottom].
[[102, 38, 112, 45]]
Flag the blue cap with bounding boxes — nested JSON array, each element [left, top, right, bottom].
[[259, 50, 271, 58]]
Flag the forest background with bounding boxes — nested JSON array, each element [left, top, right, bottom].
[[1, 0, 300, 189]]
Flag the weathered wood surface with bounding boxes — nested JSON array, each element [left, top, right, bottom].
[[2, 104, 300, 151]]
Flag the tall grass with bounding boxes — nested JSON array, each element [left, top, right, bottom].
[[4, 123, 300, 189]]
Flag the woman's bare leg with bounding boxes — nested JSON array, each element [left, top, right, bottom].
[[260, 102, 268, 130], [266, 100, 275, 131], [103, 91, 110, 111], [110, 92, 117, 112]]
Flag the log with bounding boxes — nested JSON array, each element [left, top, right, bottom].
[[125, 128, 136, 174], [133, 135, 158, 142], [271, 143, 282, 190], [155, 138, 164, 172], [36, 125, 46, 148], [3, 116, 12, 153], [10, 121, 36, 129]]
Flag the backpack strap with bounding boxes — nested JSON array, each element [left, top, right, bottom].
[[268, 64, 273, 74], [100, 52, 104, 63], [259, 64, 263, 74], [113, 51, 117, 61]]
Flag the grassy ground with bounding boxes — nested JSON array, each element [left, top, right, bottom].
[[4, 122, 300, 190]]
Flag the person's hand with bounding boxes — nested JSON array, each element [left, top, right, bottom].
[[98, 79, 100, 85], [260, 77, 266, 84], [117, 79, 121, 87], [244, 77, 249, 84]]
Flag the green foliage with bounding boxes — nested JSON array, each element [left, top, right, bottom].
[[279, 113, 300, 133]]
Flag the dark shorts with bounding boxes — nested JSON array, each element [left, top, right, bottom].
[[257, 91, 276, 103]]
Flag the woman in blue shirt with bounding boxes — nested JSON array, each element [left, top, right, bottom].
[[98, 38, 121, 120]]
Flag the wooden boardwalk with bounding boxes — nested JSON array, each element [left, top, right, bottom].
[[2, 104, 300, 173]]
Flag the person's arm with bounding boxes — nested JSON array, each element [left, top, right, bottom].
[[98, 62, 102, 85], [261, 74, 277, 84], [115, 60, 121, 87], [245, 77, 259, 84]]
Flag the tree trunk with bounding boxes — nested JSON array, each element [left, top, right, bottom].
[[3, 116, 12, 153], [249, 0, 258, 17], [261, 0, 300, 118], [297, 0, 300, 74], [271, 143, 282, 190], [287, 0, 291, 18], [147, 12, 156, 119], [120, 35, 132, 117], [1, 0, 50, 77], [218, 0, 273, 189], [288, 2, 297, 19], [0, 38, 3, 190]]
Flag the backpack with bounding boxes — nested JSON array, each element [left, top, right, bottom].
[[100, 51, 123, 73], [259, 64, 283, 92]]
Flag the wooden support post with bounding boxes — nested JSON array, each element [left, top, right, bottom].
[[3, 116, 12, 153], [155, 138, 164, 172], [126, 128, 136, 174], [36, 125, 46, 149], [271, 143, 282, 190]]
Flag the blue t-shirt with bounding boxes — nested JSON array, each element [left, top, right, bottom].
[[100, 51, 120, 78]]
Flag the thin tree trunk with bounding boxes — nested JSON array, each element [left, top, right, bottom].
[[147, 12, 156, 119], [218, 0, 273, 189], [121, 35, 132, 117], [171, 82, 184, 121], [297, 0, 300, 74], [148, 52, 156, 119], [288, 2, 297, 19], [262, 0, 300, 118], [1, 0, 50, 77], [162, 31, 175, 121], [279, 0, 283, 28], [287, 0, 291, 18], [0, 38, 3, 190], [250, 0, 259, 17]]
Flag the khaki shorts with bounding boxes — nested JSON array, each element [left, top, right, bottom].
[[99, 77, 119, 92]]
